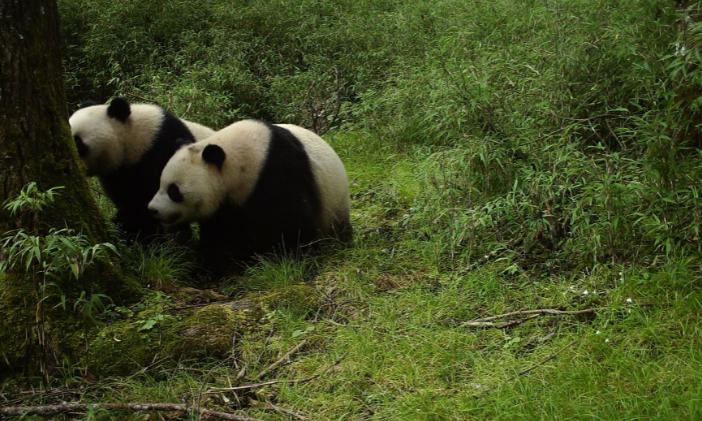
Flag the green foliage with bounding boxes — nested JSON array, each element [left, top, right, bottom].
[[1, 228, 116, 282], [1, 183, 118, 323], [59, 0, 702, 273], [31, 0, 702, 418], [3, 182, 64, 217]]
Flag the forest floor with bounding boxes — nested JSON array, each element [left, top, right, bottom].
[[6, 133, 701, 420]]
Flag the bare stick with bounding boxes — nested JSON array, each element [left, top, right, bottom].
[[517, 340, 577, 376], [255, 339, 308, 380], [462, 314, 541, 329], [250, 399, 308, 420], [465, 308, 600, 324], [0, 402, 260, 420], [209, 354, 345, 394], [208, 374, 314, 393]]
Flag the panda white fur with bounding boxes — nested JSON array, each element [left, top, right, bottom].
[[147, 119, 351, 267], [69, 97, 215, 241]]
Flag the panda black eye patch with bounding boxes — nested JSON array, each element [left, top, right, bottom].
[[167, 184, 184, 203]]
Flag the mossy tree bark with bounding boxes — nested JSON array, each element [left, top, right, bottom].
[[0, 1, 127, 380]]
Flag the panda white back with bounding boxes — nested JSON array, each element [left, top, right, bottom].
[[275, 124, 350, 235]]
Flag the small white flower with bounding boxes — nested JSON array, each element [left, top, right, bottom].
[[472, 383, 483, 389], [484, 255, 489, 259], [605, 338, 610, 343], [595, 330, 601, 335], [582, 290, 589, 295], [626, 298, 633, 303]]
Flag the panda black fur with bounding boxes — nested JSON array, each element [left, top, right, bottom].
[[69, 97, 215, 241], [147, 119, 351, 270]]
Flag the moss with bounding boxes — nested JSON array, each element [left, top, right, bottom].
[[82, 320, 162, 377], [256, 283, 321, 316], [170, 287, 229, 305], [83, 296, 263, 377], [166, 303, 261, 358], [0, 280, 36, 376]]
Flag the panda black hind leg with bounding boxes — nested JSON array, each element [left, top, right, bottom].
[[333, 217, 354, 245]]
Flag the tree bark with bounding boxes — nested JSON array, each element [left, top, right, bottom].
[[0, 0, 129, 379]]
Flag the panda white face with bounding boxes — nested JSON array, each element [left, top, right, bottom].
[[69, 105, 126, 176], [147, 144, 227, 226], [69, 98, 164, 176]]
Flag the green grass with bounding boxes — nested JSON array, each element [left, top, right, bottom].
[[244, 140, 702, 420], [4, 0, 702, 418], [16, 133, 695, 420]]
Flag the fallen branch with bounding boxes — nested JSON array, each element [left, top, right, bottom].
[[255, 339, 308, 380], [208, 354, 345, 394], [250, 399, 308, 420], [0, 402, 260, 421], [462, 314, 540, 329], [518, 340, 577, 376], [462, 308, 600, 329], [471, 308, 600, 323]]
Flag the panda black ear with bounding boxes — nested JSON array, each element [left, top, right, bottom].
[[107, 97, 131, 122], [202, 144, 226, 170]]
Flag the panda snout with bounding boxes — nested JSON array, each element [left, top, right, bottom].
[[147, 206, 160, 218]]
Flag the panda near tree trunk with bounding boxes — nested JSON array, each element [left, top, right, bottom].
[[69, 97, 215, 242], [147, 119, 352, 273]]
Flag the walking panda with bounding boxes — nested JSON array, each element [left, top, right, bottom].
[[147, 119, 351, 270], [69, 97, 215, 241]]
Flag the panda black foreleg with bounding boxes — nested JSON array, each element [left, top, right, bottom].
[[113, 209, 156, 243], [113, 208, 183, 245]]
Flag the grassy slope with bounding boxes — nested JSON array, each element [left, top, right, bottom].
[[247, 136, 702, 420], [87, 133, 702, 420], [5, 0, 702, 419]]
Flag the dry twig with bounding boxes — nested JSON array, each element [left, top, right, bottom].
[[462, 307, 599, 329], [462, 314, 541, 329], [0, 402, 260, 420], [208, 354, 345, 395], [255, 339, 308, 380], [517, 340, 577, 376], [250, 398, 308, 420]]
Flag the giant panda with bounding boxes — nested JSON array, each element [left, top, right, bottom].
[[69, 97, 215, 241], [147, 119, 351, 270]]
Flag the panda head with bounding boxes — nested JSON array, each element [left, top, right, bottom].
[[68, 97, 133, 176], [147, 143, 228, 226]]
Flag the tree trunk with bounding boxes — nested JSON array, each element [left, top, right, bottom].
[[0, 0, 130, 379]]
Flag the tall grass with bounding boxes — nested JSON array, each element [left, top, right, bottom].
[[59, 0, 702, 273], [35, 2, 702, 418]]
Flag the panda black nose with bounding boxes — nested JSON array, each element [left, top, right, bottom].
[[148, 208, 159, 217]]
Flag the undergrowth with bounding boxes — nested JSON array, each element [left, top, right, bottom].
[[2, 0, 701, 419]]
